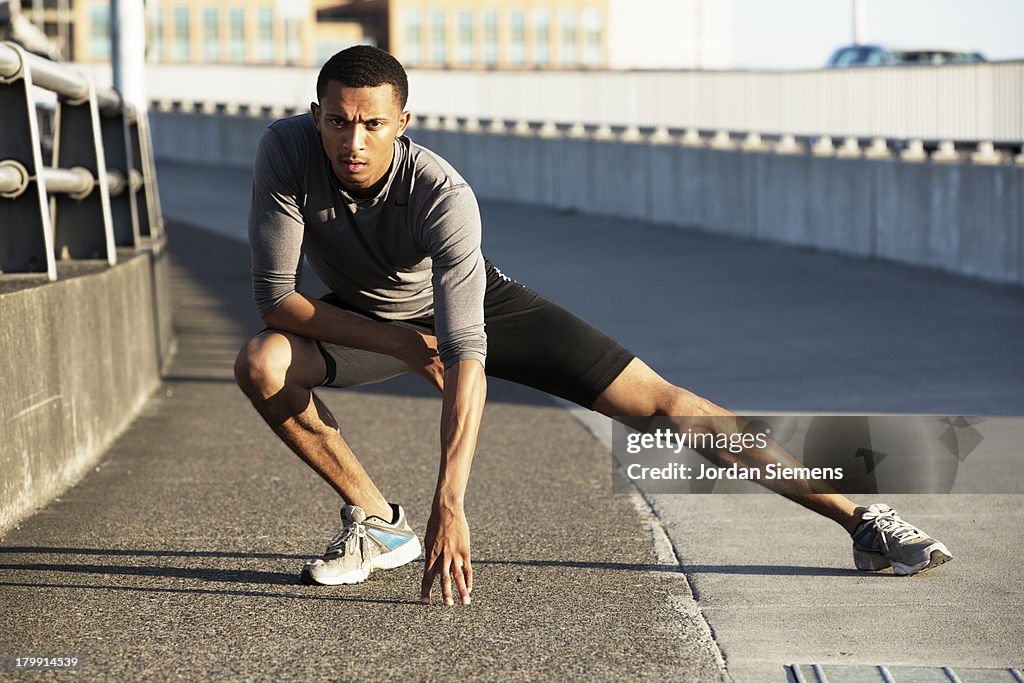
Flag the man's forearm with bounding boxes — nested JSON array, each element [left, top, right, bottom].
[[420, 359, 485, 605], [435, 360, 487, 509], [263, 292, 412, 357]]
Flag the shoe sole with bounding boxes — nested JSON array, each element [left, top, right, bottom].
[[854, 542, 953, 575], [892, 545, 953, 576], [300, 536, 422, 586]]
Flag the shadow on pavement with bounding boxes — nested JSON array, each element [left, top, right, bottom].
[[478, 558, 875, 577], [0, 546, 878, 579], [0, 581, 414, 605], [0, 546, 307, 561], [0, 562, 296, 585]]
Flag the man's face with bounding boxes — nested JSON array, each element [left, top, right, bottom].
[[311, 81, 410, 198]]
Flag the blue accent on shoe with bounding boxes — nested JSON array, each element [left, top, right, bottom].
[[368, 528, 415, 551]]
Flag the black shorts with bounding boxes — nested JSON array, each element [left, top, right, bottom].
[[315, 260, 635, 409]]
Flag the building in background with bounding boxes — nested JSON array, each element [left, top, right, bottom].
[[17, 0, 359, 64], [4, 0, 73, 59], [18, 0, 731, 70], [385, 0, 609, 69], [606, 0, 731, 69], [342, 0, 733, 70]]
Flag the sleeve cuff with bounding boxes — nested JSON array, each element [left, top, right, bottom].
[[442, 351, 487, 371]]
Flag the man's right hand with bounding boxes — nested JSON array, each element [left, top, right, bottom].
[[264, 294, 446, 392], [397, 328, 444, 392]]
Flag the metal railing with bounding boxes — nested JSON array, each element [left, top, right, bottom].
[[0, 41, 163, 280]]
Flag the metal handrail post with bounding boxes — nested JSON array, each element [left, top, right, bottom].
[[50, 74, 117, 265], [101, 104, 141, 248], [0, 43, 57, 279], [128, 110, 164, 240]]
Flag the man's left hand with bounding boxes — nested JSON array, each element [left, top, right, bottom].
[[420, 502, 473, 605]]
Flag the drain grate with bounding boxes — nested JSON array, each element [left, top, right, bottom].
[[788, 664, 1023, 683]]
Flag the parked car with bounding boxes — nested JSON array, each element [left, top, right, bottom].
[[825, 44, 986, 67]]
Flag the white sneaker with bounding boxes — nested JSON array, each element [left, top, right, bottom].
[[852, 504, 952, 576], [300, 504, 422, 586]]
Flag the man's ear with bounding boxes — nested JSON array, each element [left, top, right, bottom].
[[397, 110, 412, 137], [310, 101, 320, 131]]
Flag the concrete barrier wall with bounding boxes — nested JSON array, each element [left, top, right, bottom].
[[0, 250, 165, 534], [149, 111, 1024, 286], [149, 108, 275, 169], [409, 127, 1024, 286]]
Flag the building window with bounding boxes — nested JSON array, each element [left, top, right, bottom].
[[284, 17, 301, 64], [456, 11, 473, 66], [404, 9, 421, 65], [509, 10, 525, 65], [430, 10, 446, 65], [560, 10, 577, 66], [482, 10, 497, 66], [257, 8, 273, 62], [173, 7, 190, 61], [532, 9, 549, 66], [228, 7, 245, 62], [150, 6, 164, 61], [203, 8, 219, 61], [90, 4, 110, 58], [583, 8, 602, 66]]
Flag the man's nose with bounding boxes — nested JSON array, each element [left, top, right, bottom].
[[344, 125, 366, 151]]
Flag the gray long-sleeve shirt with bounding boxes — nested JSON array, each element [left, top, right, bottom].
[[248, 114, 487, 368]]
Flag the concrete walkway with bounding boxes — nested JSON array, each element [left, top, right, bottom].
[[2, 160, 1022, 681]]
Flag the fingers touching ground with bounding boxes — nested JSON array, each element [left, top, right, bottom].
[[421, 555, 472, 606]]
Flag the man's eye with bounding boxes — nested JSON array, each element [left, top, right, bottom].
[[366, 120, 383, 129]]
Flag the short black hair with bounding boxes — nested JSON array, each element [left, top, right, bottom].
[[316, 45, 409, 109]]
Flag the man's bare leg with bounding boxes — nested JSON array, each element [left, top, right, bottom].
[[592, 358, 864, 534], [233, 330, 392, 521]]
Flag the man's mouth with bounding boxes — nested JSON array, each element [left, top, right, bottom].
[[342, 159, 366, 173]]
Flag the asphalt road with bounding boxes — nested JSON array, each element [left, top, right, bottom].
[[476, 197, 1024, 681], [0, 221, 724, 681]]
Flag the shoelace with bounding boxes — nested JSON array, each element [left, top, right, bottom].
[[862, 507, 924, 551], [325, 519, 367, 558]]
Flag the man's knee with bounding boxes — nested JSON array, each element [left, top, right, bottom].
[[658, 385, 725, 419], [595, 358, 722, 418], [234, 332, 296, 399]]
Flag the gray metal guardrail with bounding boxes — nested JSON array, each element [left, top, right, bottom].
[[85, 60, 1024, 152], [0, 41, 163, 280]]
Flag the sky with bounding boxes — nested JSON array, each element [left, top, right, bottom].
[[731, 0, 1024, 69]]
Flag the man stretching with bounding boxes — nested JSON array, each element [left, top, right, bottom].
[[234, 46, 951, 606]]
